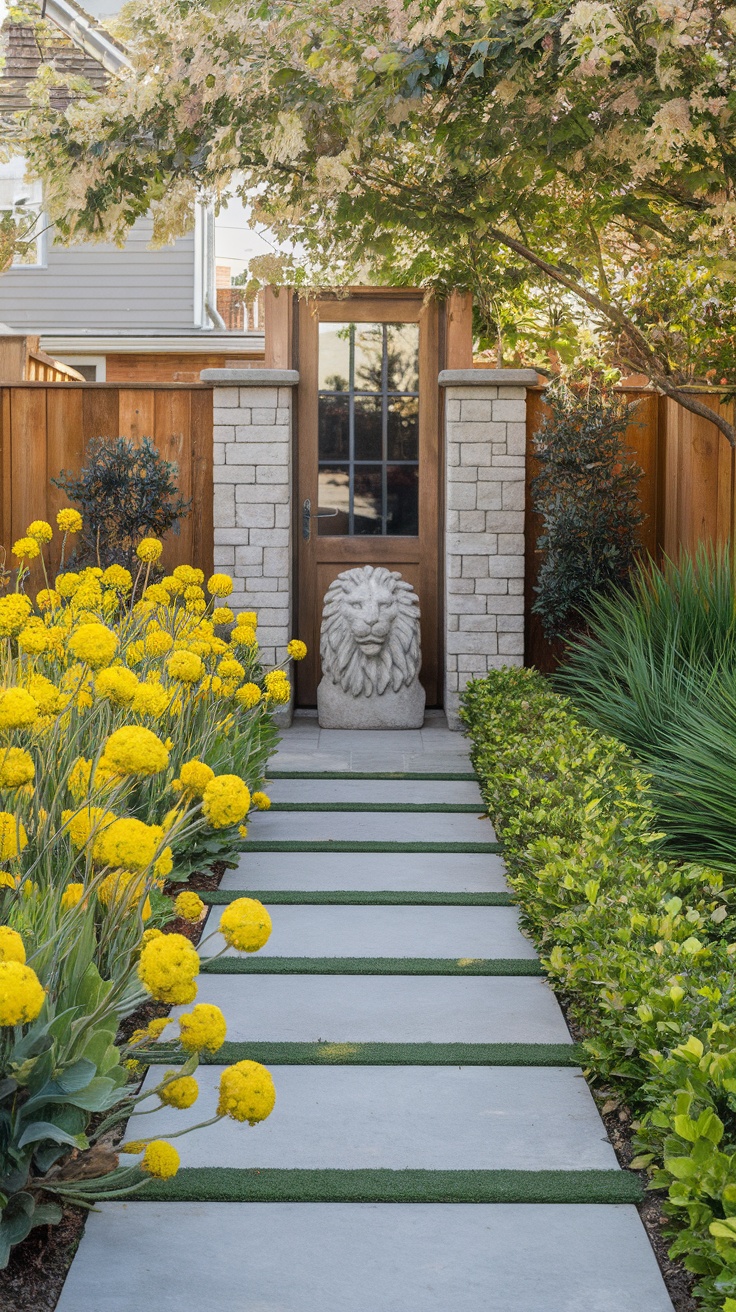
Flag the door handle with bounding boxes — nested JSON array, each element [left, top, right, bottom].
[[302, 499, 339, 540]]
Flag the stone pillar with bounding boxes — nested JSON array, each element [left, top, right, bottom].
[[200, 367, 298, 718], [439, 368, 537, 728]]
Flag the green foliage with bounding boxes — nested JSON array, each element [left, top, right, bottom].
[[531, 384, 645, 638], [559, 548, 736, 873], [53, 437, 190, 569], [461, 666, 736, 1309]]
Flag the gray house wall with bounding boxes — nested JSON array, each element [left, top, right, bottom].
[[0, 218, 196, 332]]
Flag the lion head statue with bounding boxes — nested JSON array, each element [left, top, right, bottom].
[[320, 566, 422, 698]]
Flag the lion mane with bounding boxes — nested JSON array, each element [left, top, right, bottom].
[[320, 566, 421, 697]]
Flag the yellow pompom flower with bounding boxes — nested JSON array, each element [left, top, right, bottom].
[[143, 584, 171, 606], [17, 625, 50, 656], [95, 667, 140, 707], [202, 775, 251, 829], [0, 927, 25, 963], [0, 872, 19, 891], [26, 520, 53, 544], [12, 537, 40, 561], [136, 538, 163, 563], [120, 1140, 145, 1154], [27, 673, 64, 716], [145, 1016, 171, 1039], [219, 897, 272, 953], [166, 650, 204, 684], [132, 683, 171, 718], [177, 759, 215, 799], [159, 1074, 199, 1110], [287, 639, 307, 661], [264, 672, 291, 704], [0, 688, 39, 731], [55, 572, 80, 599], [63, 806, 116, 852], [173, 565, 204, 586], [235, 683, 262, 710], [0, 960, 45, 1026], [141, 1140, 180, 1179], [207, 573, 233, 598], [68, 623, 118, 668], [217, 1061, 275, 1125], [126, 641, 145, 667], [212, 607, 234, 626], [145, 630, 174, 657], [174, 890, 205, 923], [60, 882, 85, 912], [36, 588, 61, 612], [230, 625, 257, 649], [141, 927, 163, 948], [0, 813, 28, 860], [100, 726, 169, 777], [101, 564, 133, 592], [95, 817, 170, 875], [217, 657, 245, 682], [236, 612, 257, 627], [138, 933, 199, 1005], [178, 1003, 227, 1054], [0, 748, 34, 791], [0, 595, 33, 637], [57, 508, 83, 533]]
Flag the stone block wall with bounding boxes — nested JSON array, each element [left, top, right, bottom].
[[440, 369, 536, 727], [201, 368, 298, 671]]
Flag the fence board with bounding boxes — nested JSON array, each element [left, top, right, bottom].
[[0, 384, 214, 580]]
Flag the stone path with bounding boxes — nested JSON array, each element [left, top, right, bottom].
[[57, 718, 674, 1312]]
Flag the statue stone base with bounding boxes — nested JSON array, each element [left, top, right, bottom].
[[317, 677, 426, 729]]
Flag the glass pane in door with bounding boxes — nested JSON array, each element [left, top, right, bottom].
[[317, 321, 419, 535]]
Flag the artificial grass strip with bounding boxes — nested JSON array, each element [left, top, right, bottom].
[[269, 802, 483, 813], [138, 1168, 641, 1206], [244, 841, 502, 853], [268, 771, 478, 782], [199, 890, 514, 906], [200, 956, 542, 976], [139, 1040, 583, 1067]]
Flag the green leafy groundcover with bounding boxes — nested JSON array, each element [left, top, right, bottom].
[[461, 668, 736, 1312]]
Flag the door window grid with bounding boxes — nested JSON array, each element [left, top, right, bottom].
[[318, 322, 419, 536]]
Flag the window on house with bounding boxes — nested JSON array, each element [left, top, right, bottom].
[[0, 158, 45, 267]]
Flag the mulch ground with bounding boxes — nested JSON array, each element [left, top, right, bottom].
[[0, 861, 229, 1312]]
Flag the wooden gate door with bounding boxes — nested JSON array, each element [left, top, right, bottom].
[[295, 290, 444, 707]]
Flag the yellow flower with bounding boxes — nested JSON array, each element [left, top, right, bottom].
[[176, 759, 215, 799], [101, 564, 133, 592], [60, 882, 85, 912], [217, 657, 245, 682], [0, 749, 34, 790], [264, 672, 291, 704], [138, 933, 199, 1005], [95, 817, 169, 873], [63, 806, 116, 852], [57, 508, 83, 533], [161, 575, 181, 595], [0, 595, 33, 637], [217, 1061, 275, 1125], [36, 588, 61, 612], [27, 673, 64, 716], [145, 1016, 171, 1039], [251, 791, 271, 811], [178, 1003, 227, 1054], [230, 625, 257, 649], [173, 566, 204, 586], [159, 1074, 199, 1109], [127, 640, 145, 667], [174, 890, 205, 923], [12, 537, 40, 560], [0, 813, 28, 860], [0, 872, 19, 891], [120, 1140, 145, 1154], [132, 683, 171, 718], [235, 683, 262, 710], [141, 1140, 180, 1179], [238, 824, 248, 839], [0, 688, 39, 731], [0, 961, 45, 1026], [202, 775, 251, 829], [207, 573, 233, 598], [166, 650, 204, 684], [143, 584, 171, 606], [212, 607, 234, 626], [95, 667, 140, 706], [97, 867, 146, 907], [287, 639, 307, 661], [219, 897, 272, 953], [236, 612, 257, 627], [145, 630, 174, 657], [17, 625, 50, 656], [0, 927, 25, 963], [68, 623, 118, 668], [136, 538, 163, 563], [100, 725, 169, 777], [26, 520, 53, 544], [141, 927, 163, 948]]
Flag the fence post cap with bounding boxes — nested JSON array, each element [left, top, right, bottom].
[[200, 368, 299, 384]]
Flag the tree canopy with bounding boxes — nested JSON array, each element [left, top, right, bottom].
[[18, 0, 736, 437]]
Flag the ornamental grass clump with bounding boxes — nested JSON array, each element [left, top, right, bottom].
[[461, 667, 736, 1311], [0, 512, 302, 1264]]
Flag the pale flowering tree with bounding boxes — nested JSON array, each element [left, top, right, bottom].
[[18, 0, 736, 439]]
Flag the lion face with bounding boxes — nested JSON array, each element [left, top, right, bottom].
[[320, 565, 422, 698]]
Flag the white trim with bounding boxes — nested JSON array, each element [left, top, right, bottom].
[[39, 334, 264, 355], [42, 0, 133, 74], [193, 203, 206, 329], [52, 353, 107, 380]]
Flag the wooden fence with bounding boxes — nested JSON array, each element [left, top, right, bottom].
[[525, 386, 736, 669], [0, 383, 214, 584]]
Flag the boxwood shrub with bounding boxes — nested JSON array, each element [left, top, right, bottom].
[[461, 667, 736, 1311]]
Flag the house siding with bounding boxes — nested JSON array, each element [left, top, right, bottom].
[[0, 219, 196, 331]]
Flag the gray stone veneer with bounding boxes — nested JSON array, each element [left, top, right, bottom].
[[439, 369, 536, 727]]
